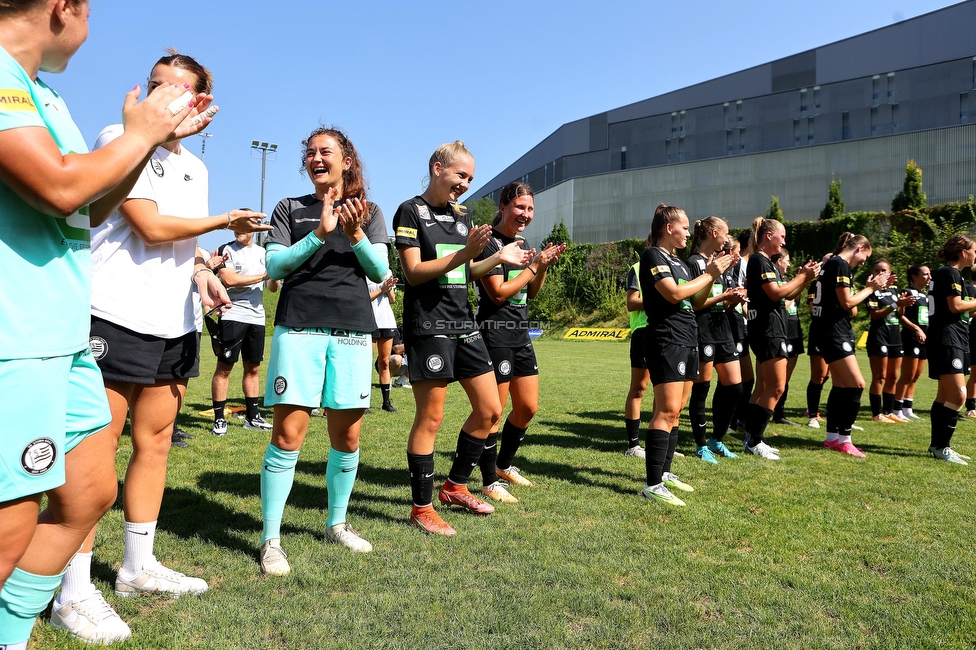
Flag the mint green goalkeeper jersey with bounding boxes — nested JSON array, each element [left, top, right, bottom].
[[0, 45, 92, 359]]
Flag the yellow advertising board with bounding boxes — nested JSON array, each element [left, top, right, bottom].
[[563, 328, 630, 341]]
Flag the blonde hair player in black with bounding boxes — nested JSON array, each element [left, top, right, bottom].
[[394, 142, 533, 535], [743, 217, 819, 460], [893, 265, 931, 420], [926, 235, 976, 464], [638, 204, 734, 507], [475, 182, 565, 502], [865, 259, 914, 423], [809, 233, 887, 457], [686, 216, 746, 464]]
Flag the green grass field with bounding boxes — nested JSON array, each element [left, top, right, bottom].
[[30, 339, 976, 649]]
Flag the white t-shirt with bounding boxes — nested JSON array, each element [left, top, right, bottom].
[[90, 124, 209, 338], [218, 239, 267, 326], [367, 271, 397, 330]]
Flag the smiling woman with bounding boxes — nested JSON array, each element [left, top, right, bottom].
[[255, 126, 391, 576]]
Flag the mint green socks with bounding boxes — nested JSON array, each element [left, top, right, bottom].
[[325, 448, 360, 528], [260, 444, 299, 544]]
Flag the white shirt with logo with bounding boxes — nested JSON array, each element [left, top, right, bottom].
[[90, 124, 208, 338]]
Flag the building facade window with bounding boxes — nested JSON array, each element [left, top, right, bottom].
[[887, 72, 895, 102], [842, 112, 850, 140], [807, 118, 814, 143], [872, 75, 881, 106], [871, 107, 879, 134], [962, 92, 970, 122], [620, 147, 627, 170]]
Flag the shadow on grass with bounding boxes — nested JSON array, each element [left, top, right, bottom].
[[197, 468, 406, 527]]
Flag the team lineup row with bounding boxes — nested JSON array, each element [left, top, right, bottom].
[[624, 206, 975, 507], [0, 2, 568, 643], [2, 2, 972, 647]]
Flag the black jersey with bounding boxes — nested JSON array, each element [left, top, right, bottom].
[[810, 255, 854, 341], [639, 247, 697, 347], [964, 282, 976, 341], [727, 257, 748, 340], [783, 281, 801, 340], [866, 288, 902, 347], [394, 197, 476, 337], [901, 287, 930, 344], [928, 265, 967, 349], [746, 253, 787, 340], [268, 197, 387, 332], [476, 230, 531, 348], [687, 252, 734, 345]]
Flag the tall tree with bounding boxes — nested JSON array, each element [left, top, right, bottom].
[[892, 160, 927, 213], [767, 196, 784, 221], [820, 178, 845, 220], [544, 219, 571, 247], [467, 196, 498, 227]]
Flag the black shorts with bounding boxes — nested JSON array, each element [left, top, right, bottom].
[[808, 330, 822, 357], [734, 340, 749, 358], [90, 316, 200, 384], [786, 337, 804, 358], [903, 341, 927, 359], [405, 332, 493, 383], [928, 345, 970, 379], [866, 333, 903, 359], [819, 336, 857, 365], [700, 339, 739, 365], [215, 320, 266, 365], [488, 343, 538, 383], [749, 335, 790, 364], [630, 328, 649, 369], [646, 340, 699, 386], [372, 328, 398, 340]]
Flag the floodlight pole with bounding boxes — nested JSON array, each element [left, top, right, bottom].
[[198, 132, 213, 162], [250, 140, 278, 215]]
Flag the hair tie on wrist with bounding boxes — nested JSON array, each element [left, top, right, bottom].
[[225, 212, 232, 229], [527, 266, 538, 276]]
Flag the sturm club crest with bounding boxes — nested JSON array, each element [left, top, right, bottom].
[[21, 438, 57, 475], [455, 222, 468, 237], [89, 336, 107, 360], [274, 376, 287, 395], [426, 354, 444, 372], [736, 342, 743, 354], [151, 158, 165, 177], [952, 358, 964, 370], [498, 360, 512, 376], [881, 345, 888, 354], [842, 341, 853, 352], [677, 361, 686, 376], [703, 345, 714, 359]]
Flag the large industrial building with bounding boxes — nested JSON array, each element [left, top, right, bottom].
[[470, 1, 976, 247]]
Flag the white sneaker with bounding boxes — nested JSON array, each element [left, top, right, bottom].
[[745, 440, 780, 460], [51, 589, 131, 644], [851, 423, 864, 431], [211, 418, 228, 436], [807, 417, 820, 429], [624, 445, 646, 459], [115, 560, 208, 597], [260, 539, 290, 575], [905, 409, 920, 420], [326, 523, 373, 553]]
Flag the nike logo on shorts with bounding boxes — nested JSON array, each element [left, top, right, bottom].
[[360, 393, 369, 400]]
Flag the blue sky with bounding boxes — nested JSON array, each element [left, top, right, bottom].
[[54, 0, 957, 251]]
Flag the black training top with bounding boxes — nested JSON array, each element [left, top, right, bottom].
[[746, 253, 787, 340], [866, 288, 902, 348], [901, 287, 929, 344], [810, 255, 854, 341], [783, 280, 801, 340], [929, 265, 967, 349], [394, 196, 475, 337], [476, 229, 531, 348], [639, 247, 697, 347], [687, 252, 734, 345], [268, 197, 387, 332]]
